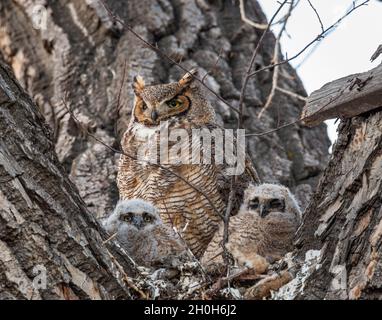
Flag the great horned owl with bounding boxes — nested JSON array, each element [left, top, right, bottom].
[[201, 183, 301, 273], [103, 199, 186, 267], [117, 69, 258, 258]]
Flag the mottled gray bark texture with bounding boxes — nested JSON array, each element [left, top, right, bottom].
[[0, 59, 137, 299], [0, 0, 332, 299]]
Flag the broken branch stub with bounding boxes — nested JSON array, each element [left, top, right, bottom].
[[301, 64, 382, 127]]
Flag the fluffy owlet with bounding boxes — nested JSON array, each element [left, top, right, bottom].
[[102, 199, 186, 267], [201, 183, 302, 273], [116, 69, 258, 258]]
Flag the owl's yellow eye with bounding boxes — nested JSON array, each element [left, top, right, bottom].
[[167, 98, 182, 108]]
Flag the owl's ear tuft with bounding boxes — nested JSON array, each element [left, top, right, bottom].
[[132, 75, 145, 95], [178, 68, 198, 88]]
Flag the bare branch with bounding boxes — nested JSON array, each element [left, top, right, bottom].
[[307, 0, 324, 32], [202, 47, 224, 83], [276, 86, 307, 102], [237, 0, 288, 128], [116, 60, 127, 116], [105, 249, 148, 299], [257, 0, 295, 119], [114, 59, 127, 145], [246, 77, 354, 137], [243, 0, 369, 137], [248, 0, 370, 78], [239, 0, 268, 30], [257, 38, 281, 119]]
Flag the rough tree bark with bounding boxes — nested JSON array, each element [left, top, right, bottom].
[[0, 58, 136, 299], [1, 0, 331, 299], [289, 108, 382, 300]]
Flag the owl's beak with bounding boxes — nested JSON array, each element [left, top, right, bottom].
[[259, 204, 268, 218], [133, 217, 143, 229], [151, 110, 158, 122]]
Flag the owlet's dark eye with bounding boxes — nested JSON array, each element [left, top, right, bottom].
[[167, 98, 182, 108], [142, 103, 147, 111], [249, 198, 259, 210], [143, 213, 153, 222], [270, 199, 285, 210], [121, 213, 133, 222]]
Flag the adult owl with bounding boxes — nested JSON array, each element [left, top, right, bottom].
[[117, 69, 258, 258], [103, 199, 186, 267], [201, 183, 301, 273]]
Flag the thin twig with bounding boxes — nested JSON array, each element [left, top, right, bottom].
[[248, 0, 369, 78], [243, 0, 369, 137], [103, 232, 118, 244], [239, 0, 268, 30], [116, 60, 127, 116], [246, 78, 354, 137], [114, 59, 127, 145], [257, 38, 280, 119], [237, 0, 288, 128], [295, 0, 361, 70], [276, 87, 307, 101], [307, 0, 324, 32], [257, 0, 295, 119], [105, 249, 148, 299], [202, 47, 224, 83]]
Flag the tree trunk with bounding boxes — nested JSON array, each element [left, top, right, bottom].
[[290, 109, 382, 300], [0, 0, 331, 299], [0, 59, 136, 299]]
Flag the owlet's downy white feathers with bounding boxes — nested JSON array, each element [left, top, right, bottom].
[[116, 69, 258, 258], [103, 199, 186, 267], [201, 183, 302, 273]]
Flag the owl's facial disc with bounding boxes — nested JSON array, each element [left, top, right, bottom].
[[133, 94, 191, 126]]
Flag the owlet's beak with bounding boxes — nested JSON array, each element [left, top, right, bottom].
[[259, 204, 268, 218], [133, 216, 143, 229]]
